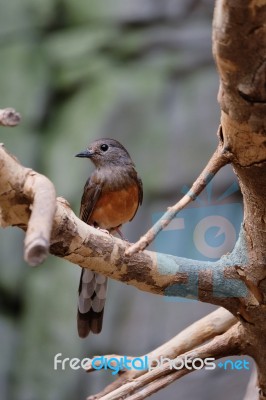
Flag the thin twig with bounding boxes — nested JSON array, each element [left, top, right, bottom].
[[126, 137, 231, 256], [126, 369, 188, 400]]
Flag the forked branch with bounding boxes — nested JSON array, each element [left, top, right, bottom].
[[86, 308, 236, 399], [0, 144, 248, 312], [87, 321, 242, 400]]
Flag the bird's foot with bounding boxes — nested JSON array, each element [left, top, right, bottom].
[[115, 227, 129, 242]]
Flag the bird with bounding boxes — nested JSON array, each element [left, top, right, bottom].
[[75, 138, 143, 338]]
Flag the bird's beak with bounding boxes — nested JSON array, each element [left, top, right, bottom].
[[75, 149, 93, 158]]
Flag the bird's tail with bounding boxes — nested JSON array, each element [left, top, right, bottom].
[[77, 268, 108, 338]]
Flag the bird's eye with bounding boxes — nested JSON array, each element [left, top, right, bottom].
[[100, 144, 109, 152]]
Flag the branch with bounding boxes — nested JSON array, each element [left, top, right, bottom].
[[0, 108, 21, 127], [0, 144, 57, 266], [0, 144, 250, 310], [87, 308, 235, 373], [86, 308, 236, 398], [87, 323, 243, 400], [23, 171, 57, 266], [126, 136, 232, 256]]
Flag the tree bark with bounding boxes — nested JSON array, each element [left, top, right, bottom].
[[213, 1, 266, 397]]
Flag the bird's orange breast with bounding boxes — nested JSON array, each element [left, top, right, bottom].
[[90, 184, 139, 230]]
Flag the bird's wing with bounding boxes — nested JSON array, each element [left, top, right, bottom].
[[129, 170, 143, 221], [78, 176, 104, 337], [79, 177, 102, 223]]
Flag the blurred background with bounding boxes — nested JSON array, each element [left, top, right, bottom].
[[0, 0, 251, 399]]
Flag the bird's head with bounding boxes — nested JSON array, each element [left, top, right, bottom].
[[75, 138, 133, 168]]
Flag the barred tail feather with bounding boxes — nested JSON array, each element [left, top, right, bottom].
[[77, 268, 108, 338]]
